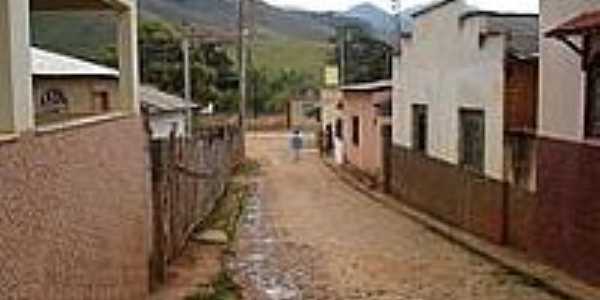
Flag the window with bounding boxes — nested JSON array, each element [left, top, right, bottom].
[[335, 118, 343, 140], [459, 109, 485, 172], [39, 89, 68, 114], [352, 116, 360, 146], [412, 104, 428, 152], [587, 56, 600, 138], [92, 91, 111, 112]]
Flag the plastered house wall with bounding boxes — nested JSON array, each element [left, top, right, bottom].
[[393, 0, 506, 180]]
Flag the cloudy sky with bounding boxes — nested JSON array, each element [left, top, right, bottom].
[[263, 0, 538, 13]]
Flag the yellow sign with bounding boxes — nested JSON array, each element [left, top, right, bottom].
[[324, 66, 339, 87]]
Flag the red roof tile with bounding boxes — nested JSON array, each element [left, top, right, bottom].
[[547, 10, 600, 37]]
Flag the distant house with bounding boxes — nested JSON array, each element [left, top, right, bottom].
[[32, 47, 120, 123], [320, 87, 344, 163], [32, 48, 197, 140], [341, 80, 392, 184], [287, 88, 320, 130], [391, 0, 538, 243], [141, 86, 198, 139]]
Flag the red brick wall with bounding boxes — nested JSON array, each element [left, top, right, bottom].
[[530, 137, 600, 286], [388, 134, 600, 286], [388, 146, 506, 243], [0, 117, 150, 299]]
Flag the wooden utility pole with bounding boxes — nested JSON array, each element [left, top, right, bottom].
[[182, 37, 192, 103], [392, 0, 403, 52], [182, 36, 193, 136], [339, 27, 347, 86], [238, 0, 248, 130], [248, 0, 257, 119]]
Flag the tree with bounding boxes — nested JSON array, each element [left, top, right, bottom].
[[331, 25, 393, 84], [99, 20, 239, 112]]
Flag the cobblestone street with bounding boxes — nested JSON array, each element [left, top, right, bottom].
[[231, 134, 565, 300]]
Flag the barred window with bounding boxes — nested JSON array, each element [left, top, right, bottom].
[[412, 104, 428, 153], [459, 109, 485, 173], [352, 116, 360, 146], [335, 118, 343, 140], [39, 89, 68, 114]]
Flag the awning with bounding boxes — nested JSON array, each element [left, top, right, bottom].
[[546, 10, 600, 38], [545, 10, 600, 60]]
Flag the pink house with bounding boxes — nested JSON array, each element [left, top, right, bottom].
[[341, 80, 392, 185]]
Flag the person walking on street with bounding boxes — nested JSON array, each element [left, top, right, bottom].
[[290, 129, 303, 162]]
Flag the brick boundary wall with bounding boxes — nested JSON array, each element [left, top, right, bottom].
[[0, 117, 150, 299], [388, 146, 505, 244], [388, 135, 600, 287], [530, 137, 600, 286]]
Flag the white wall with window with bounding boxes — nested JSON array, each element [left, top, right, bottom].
[[393, 0, 506, 180]]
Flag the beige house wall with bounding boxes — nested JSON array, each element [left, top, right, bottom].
[[539, 0, 600, 141], [393, 0, 506, 180], [33, 77, 119, 116]]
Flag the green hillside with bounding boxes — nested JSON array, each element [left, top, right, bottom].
[[31, 2, 333, 84], [254, 34, 330, 83]]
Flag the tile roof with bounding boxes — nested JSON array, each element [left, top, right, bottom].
[[32, 47, 119, 77], [546, 10, 600, 37], [340, 80, 392, 92], [487, 14, 539, 58], [410, 0, 458, 18], [461, 11, 539, 58], [140, 86, 198, 112]]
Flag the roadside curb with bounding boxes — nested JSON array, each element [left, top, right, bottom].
[[322, 159, 600, 300]]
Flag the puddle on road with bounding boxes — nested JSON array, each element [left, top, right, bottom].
[[230, 184, 302, 300]]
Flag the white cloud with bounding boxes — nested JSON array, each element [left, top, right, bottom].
[[264, 0, 538, 13]]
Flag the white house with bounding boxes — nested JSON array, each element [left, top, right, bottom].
[[140, 86, 198, 139], [390, 0, 538, 243]]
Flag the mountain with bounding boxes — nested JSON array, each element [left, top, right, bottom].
[[342, 2, 414, 44], [345, 3, 396, 36], [139, 0, 365, 42], [30, 0, 376, 81]]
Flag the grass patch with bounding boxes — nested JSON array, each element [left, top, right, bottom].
[[184, 272, 241, 300], [235, 159, 262, 177], [197, 182, 248, 243]]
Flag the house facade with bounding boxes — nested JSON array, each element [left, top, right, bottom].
[[287, 88, 320, 131], [341, 80, 392, 184], [534, 0, 600, 286], [32, 47, 120, 123], [320, 88, 345, 163], [141, 85, 198, 139], [391, 0, 538, 243], [0, 0, 150, 299]]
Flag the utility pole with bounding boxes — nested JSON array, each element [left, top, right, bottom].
[[392, 0, 403, 52], [339, 27, 347, 86], [238, 0, 248, 131], [248, 0, 257, 119], [182, 24, 193, 136], [182, 37, 192, 103]]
